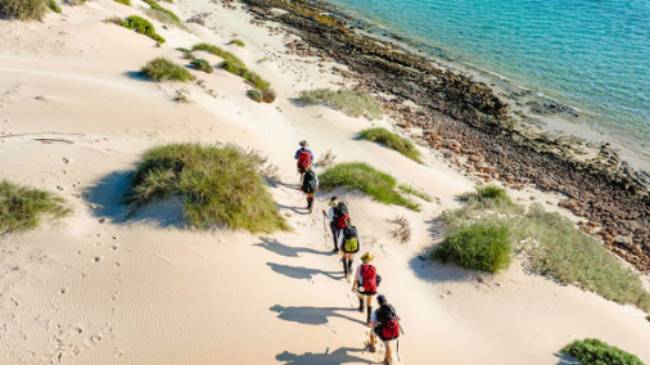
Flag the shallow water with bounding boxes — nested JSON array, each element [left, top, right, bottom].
[[328, 0, 650, 160]]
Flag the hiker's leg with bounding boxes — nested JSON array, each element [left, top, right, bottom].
[[385, 341, 393, 364], [358, 295, 364, 312], [368, 331, 376, 352], [347, 257, 353, 273], [366, 295, 373, 324], [306, 193, 314, 211], [342, 255, 349, 276], [330, 225, 338, 249]]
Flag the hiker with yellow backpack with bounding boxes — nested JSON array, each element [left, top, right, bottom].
[[338, 218, 360, 280]]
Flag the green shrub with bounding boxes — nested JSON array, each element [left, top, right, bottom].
[[432, 222, 511, 273], [230, 39, 245, 47], [561, 339, 645, 365], [192, 43, 271, 93], [142, 0, 181, 26], [113, 0, 130, 6], [121, 15, 165, 43], [0, 0, 48, 20], [262, 89, 276, 103], [47, 0, 60, 13], [398, 184, 432, 202], [128, 143, 288, 233], [358, 127, 421, 162], [247, 89, 262, 102], [189, 58, 213, 73], [176, 47, 194, 60], [319, 162, 418, 211], [141, 58, 194, 82], [297, 88, 382, 119], [0, 180, 70, 234]]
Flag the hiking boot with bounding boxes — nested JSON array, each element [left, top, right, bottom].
[[358, 297, 364, 312], [383, 358, 391, 365], [332, 248, 339, 254], [366, 343, 376, 353]]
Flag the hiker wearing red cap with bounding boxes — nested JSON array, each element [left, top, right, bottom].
[[368, 294, 401, 365]]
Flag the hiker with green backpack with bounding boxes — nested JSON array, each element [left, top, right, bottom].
[[339, 218, 361, 280]]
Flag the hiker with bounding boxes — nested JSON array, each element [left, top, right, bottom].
[[351, 252, 380, 324], [368, 295, 401, 365], [339, 218, 360, 279], [301, 166, 319, 213], [294, 140, 314, 177], [322, 198, 349, 253]]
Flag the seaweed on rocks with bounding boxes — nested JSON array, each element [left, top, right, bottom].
[[241, 0, 650, 272]]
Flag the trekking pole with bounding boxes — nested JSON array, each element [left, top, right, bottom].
[[397, 321, 405, 362]]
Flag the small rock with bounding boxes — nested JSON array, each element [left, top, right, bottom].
[[99, 218, 106, 224], [94, 256, 101, 263]]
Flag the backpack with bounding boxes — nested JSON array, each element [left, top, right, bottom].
[[297, 149, 312, 170], [334, 202, 349, 229], [303, 170, 318, 192], [378, 304, 400, 341], [359, 264, 377, 293], [342, 226, 359, 253]]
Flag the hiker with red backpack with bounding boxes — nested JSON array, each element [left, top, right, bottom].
[[294, 140, 314, 178], [339, 218, 360, 280], [351, 252, 381, 324], [301, 166, 319, 213], [322, 198, 350, 253], [368, 295, 401, 365]]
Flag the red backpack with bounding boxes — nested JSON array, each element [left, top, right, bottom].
[[297, 149, 312, 170], [335, 212, 349, 229], [379, 305, 400, 341], [360, 264, 377, 293]]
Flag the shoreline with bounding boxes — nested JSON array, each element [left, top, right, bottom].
[[241, 0, 650, 272], [321, 0, 650, 170]]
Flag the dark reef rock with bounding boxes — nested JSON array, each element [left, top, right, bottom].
[[242, 0, 650, 272]]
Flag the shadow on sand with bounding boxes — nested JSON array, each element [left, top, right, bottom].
[[276, 347, 373, 365], [85, 170, 186, 228], [555, 353, 580, 365], [267, 262, 343, 281], [270, 305, 365, 326], [255, 237, 332, 258], [123, 71, 154, 82]]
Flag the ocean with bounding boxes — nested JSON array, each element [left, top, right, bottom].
[[327, 0, 650, 164]]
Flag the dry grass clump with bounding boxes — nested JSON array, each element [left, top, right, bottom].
[[172, 90, 190, 103], [319, 162, 419, 211], [189, 58, 213, 73], [113, 0, 130, 6], [358, 127, 421, 162], [0, 0, 48, 20], [297, 88, 382, 120], [316, 150, 336, 168], [128, 143, 288, 233], [0, 180, 71, 234], [120, 15, 165, 43], [398, 184, 432, 202], [388, 215, 411, 243], [230, 39, 245, 47], [141, 58, 194, 82], [142, 0, 181, 26]]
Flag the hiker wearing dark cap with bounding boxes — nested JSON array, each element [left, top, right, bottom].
[[368, 295, 401, 365], [339, 218, 360, 280], [322, 197, 349, 253]]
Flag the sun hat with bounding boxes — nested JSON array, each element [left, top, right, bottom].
[[361, 252, 373, 263]]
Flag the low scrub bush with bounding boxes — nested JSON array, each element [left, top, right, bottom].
[[141, 58, 194, 82], [113, 0, 130, 5], [230, 39, 245, 47], [142, 0, 181, 26], [358, 127, 421, 162], [0, 0, 48, 20], [316, 150, 336, 168], [189, 58, 213, 73], [262, 89, 276, 103], [47, 0, 60, 13], [297, 88, 382, 119], [388, 215, 411, 244], [0, 180, 70, 234], [246, 89, 262, 102], [432, 222, 511, 273], [319, 162, 418, 211], [561, 339, 645, 365], [121, 15, 165, 43], [128, 143, 287, 233]]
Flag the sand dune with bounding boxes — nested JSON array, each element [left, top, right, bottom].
[[1, 1, 649, 364]]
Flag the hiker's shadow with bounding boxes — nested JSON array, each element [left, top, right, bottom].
[[255, 237, 332, 258], [267, 262, 343, 281], [277, 203, 310, 215], [270, 305, 365, 326], [276, 347, 372, 364]]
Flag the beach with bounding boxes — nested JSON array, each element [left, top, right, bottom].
[[1, 0, 649, 364]]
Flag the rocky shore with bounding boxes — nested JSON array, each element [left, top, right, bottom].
[[242, 0, 650, 272]]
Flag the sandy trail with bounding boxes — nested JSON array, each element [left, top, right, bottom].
[[1, 1, 649, 365]]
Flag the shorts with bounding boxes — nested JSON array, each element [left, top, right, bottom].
[[357, 289, 377, 296]]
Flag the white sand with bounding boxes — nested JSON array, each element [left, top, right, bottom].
[[1, 1, 649, 364]]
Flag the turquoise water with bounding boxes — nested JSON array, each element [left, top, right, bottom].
[[328, 0, 650, 156]]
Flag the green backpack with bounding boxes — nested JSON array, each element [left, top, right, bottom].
[[342, 226, 359, 253]]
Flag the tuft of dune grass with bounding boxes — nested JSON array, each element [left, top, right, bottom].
[[0, 0, 48, 20], [121, 15, 165, 43], [142, 0, 181, 26], [141, 58, 194, 82], [128, 143, 288, 233], [319, 162, 419, 211], [189, 58, 213, 73], [297, 88, 382, 120], [435, 185, 650, 313], [0, 180, 71, 234], [358, 127, 421, 162], [561, 339, 645, 365], [113, 0, 130, 6]]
